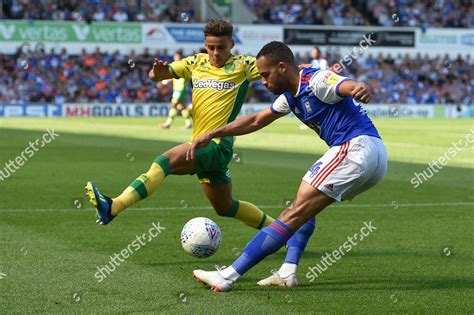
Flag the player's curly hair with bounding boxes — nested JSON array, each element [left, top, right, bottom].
[[257, 41, 296, 65], [204, 19, 233, 38]]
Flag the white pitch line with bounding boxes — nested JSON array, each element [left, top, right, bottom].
[[0, 202, 472, 212]]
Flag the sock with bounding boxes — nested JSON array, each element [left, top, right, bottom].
[[278, 263, 297, 278], [111, 155, 170, 215], [220, 200, 275, 229], [182, 108, 192, 126], [283, 217, 316, 272], [220, 266, 240, 282], [231, 220, 294, 276], [164, 108, 178, 125]]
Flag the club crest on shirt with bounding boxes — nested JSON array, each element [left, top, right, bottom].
[[302, 97, 312, 113], [224, 62, 236, 74]]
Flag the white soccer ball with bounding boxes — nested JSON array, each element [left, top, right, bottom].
[[180, 217, 222, 258]]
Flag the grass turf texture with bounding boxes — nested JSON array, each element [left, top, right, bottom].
[[0, 117, 473, 313]]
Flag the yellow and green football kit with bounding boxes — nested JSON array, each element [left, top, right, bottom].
[[163, 78, 191, 128], [169, 53, 260, 184], [108, 53, 274, 230], [171, 78, 188, 104]]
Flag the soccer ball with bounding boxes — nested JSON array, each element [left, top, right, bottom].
[[180, 217, 222, 258]]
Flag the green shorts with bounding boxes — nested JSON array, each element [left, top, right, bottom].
[[172, 90, 187, 104], [195, 136, 234, 185]]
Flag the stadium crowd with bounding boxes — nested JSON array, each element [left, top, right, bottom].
[[246, 0, 473, 28], [0, 47, 472, 105], [2, 0, 472, 28], [294, 49, 473, 105], [1, 0, 196, 23]]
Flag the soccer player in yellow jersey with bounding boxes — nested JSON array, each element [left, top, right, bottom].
[[85, 20, 275, 230], [161, 51, 192, 129]]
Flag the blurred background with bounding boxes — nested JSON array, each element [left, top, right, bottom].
[[0, 0, 472, 117]]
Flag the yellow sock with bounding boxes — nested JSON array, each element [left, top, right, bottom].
[[182, 108, 192, 127], [111, 155, 170, 216], [182, 108, 190, 119], [229, 200, 275, 229], [165, 108, 178, 125]]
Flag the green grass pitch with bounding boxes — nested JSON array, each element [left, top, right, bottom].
[[0, 117, 473, 313]]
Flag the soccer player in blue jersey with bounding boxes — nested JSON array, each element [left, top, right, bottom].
[[187, 41, 388, 292]]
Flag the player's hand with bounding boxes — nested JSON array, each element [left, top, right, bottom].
[[186, 133, 213, 161], [351, 82, 373, 104], [149, 58, 170, 82]]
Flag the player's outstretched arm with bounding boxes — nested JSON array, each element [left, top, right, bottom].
[[186, 108, 285, 160], [338, 80, 374, 104], [148, 58, 174, 82]]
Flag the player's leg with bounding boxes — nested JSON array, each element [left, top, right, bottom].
[[200, 182, 274, 229], [193, 181, 334, 292], [181, 104, 192, 129], [256, 136, 387, 286], [86, 142, 195, 224], [194, 136, 388, 291], [257, 216, 316, 288], [195, 137, 275, 229], [161, 101, 178, 129], [256, 141, 348, 287]]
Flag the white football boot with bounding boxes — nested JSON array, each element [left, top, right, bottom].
[[257, 270, 298, 288], [193, 269, 234, 292]]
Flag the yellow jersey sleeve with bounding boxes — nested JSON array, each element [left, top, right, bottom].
[[173, 78, 187, 91], [243, 55, 260, 82], [169, 55, 197, 81]]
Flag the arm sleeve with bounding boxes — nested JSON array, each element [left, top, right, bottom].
[[309, 70, 351, 104], [243, 55, 261, 82], [270, 94, 291, 114], [169, 55, 195, 81]]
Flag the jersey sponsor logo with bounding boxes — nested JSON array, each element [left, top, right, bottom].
[[192, 78, 236, 91]]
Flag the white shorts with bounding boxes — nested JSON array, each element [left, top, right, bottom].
[[302, 135, 388, 201]]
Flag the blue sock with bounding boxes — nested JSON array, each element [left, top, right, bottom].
[[285, 217, 316, 265], [232, 220, 294, 275]]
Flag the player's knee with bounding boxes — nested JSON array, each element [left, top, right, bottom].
[[152, 155, 170, 176], [213, 199, 236, 217], [169, 108, 178, 116]]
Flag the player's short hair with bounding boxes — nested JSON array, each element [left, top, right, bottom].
[[204, 19, 233, 38], [257, 41, 296, 66]]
